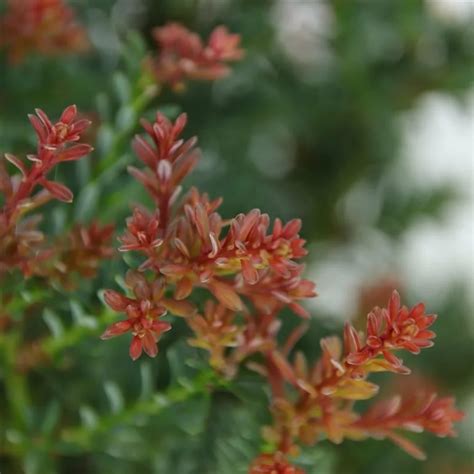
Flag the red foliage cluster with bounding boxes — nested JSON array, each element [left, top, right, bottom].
[[0, 19, 463, 473], [101, 271, 176, 360], [344, 290, 436, 370], [0, 106, 113, 282], [147, 22, 244, 89], [101, 112, 315, 365], [254, 291, 464, 469], [46, 222, 115, 287], [0, 0, 89, 63], [351, 392, 464, 460], [100, 108, 464, 472]]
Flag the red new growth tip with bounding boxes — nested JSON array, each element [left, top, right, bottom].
[[2, 106, 92, 223], [148, 22, 244, 89], [344, 290, 437, 371], [102, 316, 172, 361], [101, 272, 173, 360], [0, 106, 94, 277]]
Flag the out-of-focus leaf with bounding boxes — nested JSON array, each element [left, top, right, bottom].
[[40, 401, 61, 436], [74, 182, 99, 221], [79, 406, 98, 428], [104, 381, 125, 413], [70, 301, 98, 329], [139, 362, 153, 400], [113, 72, 131, 105], [43, 309, 64, 339]]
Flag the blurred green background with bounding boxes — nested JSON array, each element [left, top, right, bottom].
[[0, 0, 473, 473]]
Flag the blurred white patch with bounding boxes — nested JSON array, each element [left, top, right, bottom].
[[198, 148, 224, 175], [427, 0, 474, 23], [272, 0, 334, 79], [307, 230, 394, 319], [399, 92, 474, 192], [399, 92, 474, 305], [339, 179, 383, 229], [309, 91, 474, 316], [458, 393, 474, 450], [249, 124, 295, 179]]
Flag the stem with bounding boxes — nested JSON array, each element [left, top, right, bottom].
[[59, 369, 220, 452], [265, 355, 285, 399], [1, 368, 222, 461], [93, 85, 159, 182], [4, 161, 45, 226]]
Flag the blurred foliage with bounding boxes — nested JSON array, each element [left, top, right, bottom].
[[0, 0, 473, 473]]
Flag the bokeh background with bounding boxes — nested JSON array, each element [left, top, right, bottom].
[[0, 0, 473, 473]]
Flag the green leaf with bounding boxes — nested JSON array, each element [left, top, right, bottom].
[[166, 341, 203, 387], [79, 405, 98, 428], [96, 124, 114, 155], [96, 92, 111, 122], [122, 30, 147, 74], [43, 310, 64, 339], [113, 72, 131, 105], [139, 362, 153, 400], [70, 301, 98, 329], [116, 106, 136, 130], [74, 182, 99, 221], [104, 381, 125, 413], [41, 401, 61, 436]]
